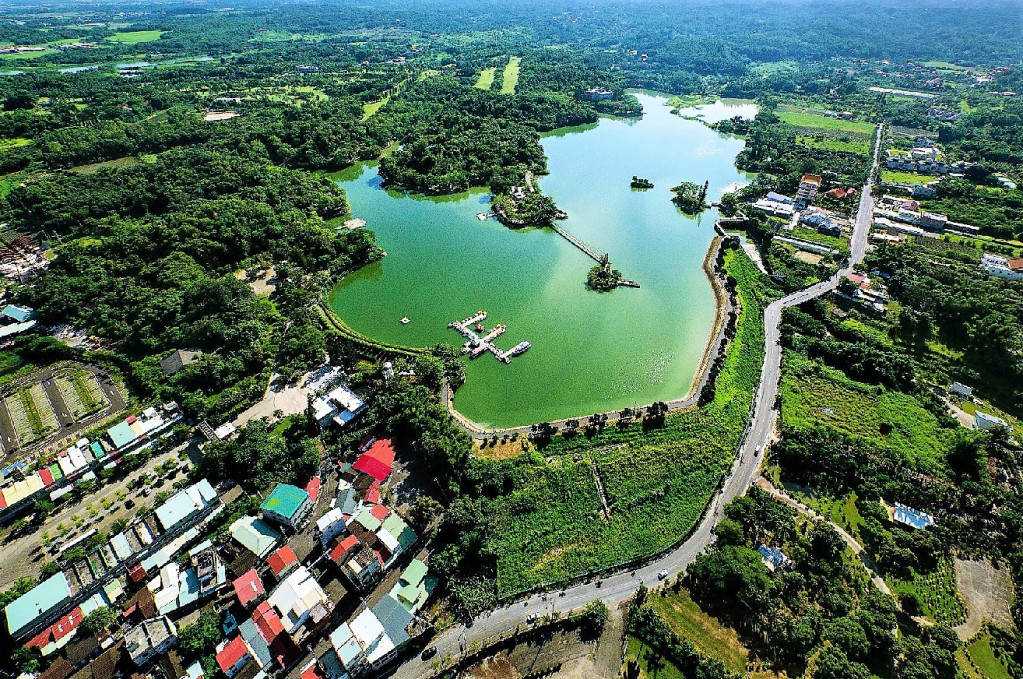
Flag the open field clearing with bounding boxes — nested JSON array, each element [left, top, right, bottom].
[[105, 30, 166, 44], [778, 111, 875, 135], [648, 589, 749, 673], [500, 56, 521, 94], [474, 67, 496, 90]]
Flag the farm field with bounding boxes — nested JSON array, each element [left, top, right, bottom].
[[647, 589, 749, 673], [888, 558, 968, 626], [796, 134, 870, 156], [882, 169, 936, 185], [499, 55, 521, 94], [55, 368, 106, 419], [474, 66, 495, 90], [780, 359, 957, 475], [104, 30, 166, 44], [790, 226, 850, 251], [486, 250, 779, 596], [778, 111, 875, 135]]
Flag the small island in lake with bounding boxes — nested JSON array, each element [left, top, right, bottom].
[[586, 254, 639, 291], [630, 176, 654, 189], [492, 174, 568, 227], [671, 179, 709, 215]]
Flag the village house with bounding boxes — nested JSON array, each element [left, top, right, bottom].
[[795, 174, 822, 208], [261, 484, 313, 530]]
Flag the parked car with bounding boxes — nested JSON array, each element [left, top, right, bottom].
[[657, 569, 668, 580]]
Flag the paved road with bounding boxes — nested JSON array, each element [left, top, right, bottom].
[[388, 126, 883, 679]]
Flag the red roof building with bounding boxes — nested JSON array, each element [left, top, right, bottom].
[[301, 476, 321, 502], [39, 468, 54, 486], [26, 607, 84, 651], [825, 188, 848, 199], [233, 569, 265, 608], [267, 546, 298, 578], [329, 535, 359, 564], [253, 601, 286, 644], [216, 637, 252, 677], [353, 439, 394, 482], [364, 481, 381, 505], [128, 563, 148, 585], [1007, 257, 1023, 272], [369, 504, 390, 521], [301, 662, 326, 679]]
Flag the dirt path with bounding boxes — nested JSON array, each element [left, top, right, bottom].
[[756, 478, 892, 596], [953, 557, 1015, 641]]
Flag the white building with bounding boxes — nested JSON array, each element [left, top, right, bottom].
[[266, 566, 331, 639], [976, 412, 1009, 431], [980, 253, 1023, 281]]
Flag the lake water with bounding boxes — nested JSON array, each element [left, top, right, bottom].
[[328, 93, 754, 428]]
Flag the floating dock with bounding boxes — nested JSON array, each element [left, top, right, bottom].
[[448, 312, 528, 364]]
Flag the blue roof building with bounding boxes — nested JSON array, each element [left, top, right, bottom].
[[893, 503, 935, 530], [1, 305, 36, 323], [4, 573, 72, 638]]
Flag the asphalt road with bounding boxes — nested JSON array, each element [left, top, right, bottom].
[[387, 126, 883, 679]]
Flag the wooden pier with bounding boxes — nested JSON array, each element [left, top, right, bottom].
[[550, 223, 639, 288], [448, 312, 528, 364]]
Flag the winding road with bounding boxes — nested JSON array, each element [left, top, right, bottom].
[[387, 125, 883, 679]]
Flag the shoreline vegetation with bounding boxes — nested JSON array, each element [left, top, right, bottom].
[[671, 180, 710, 214], [491, 173, 567, 227]]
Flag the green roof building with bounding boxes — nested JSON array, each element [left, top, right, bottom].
[[107, 421, 137, 450], [260, 484, 312, 529], [4, 573, 72, 639]]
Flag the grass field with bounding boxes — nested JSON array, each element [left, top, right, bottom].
[[474, 67, 496, 90], [781, 358, 957, 475], [648, 590, 749, 673], [69, 156, 140, 175], [778, 111, 875, 135], [362, 98, 387, 120], [105, 30, 166, 44], [796, 134, 870, 156], [625, 638, 688, 678], [0, 138, 30, 152], [488, 250, 779, 596], [889, 559, 968, 626], [499, 56, 521, 95], [962, 633, 1012, 679], [882, 169, 936, 185]]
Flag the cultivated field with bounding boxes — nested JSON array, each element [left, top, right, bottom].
[[104, 30, 166, 44]]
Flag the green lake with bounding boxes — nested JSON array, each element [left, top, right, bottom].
[[328, 92, 754, 428]]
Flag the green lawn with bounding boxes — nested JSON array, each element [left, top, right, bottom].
[[882, 169, 936, 185], [790, 226, 850, 252], [105, 30, 166, 44], [648, 590, 749, 673], [362, 98, 387, 120], [499, 56, 521, 95], [964, 633, 1012, 679], [778, 111, 875, 135], [474, 67, 496, 90]]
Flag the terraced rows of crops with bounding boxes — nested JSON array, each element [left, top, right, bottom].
[[489, 250, 778, 595], [6, 383, 58, 445], [56, 368, 106, 419]]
